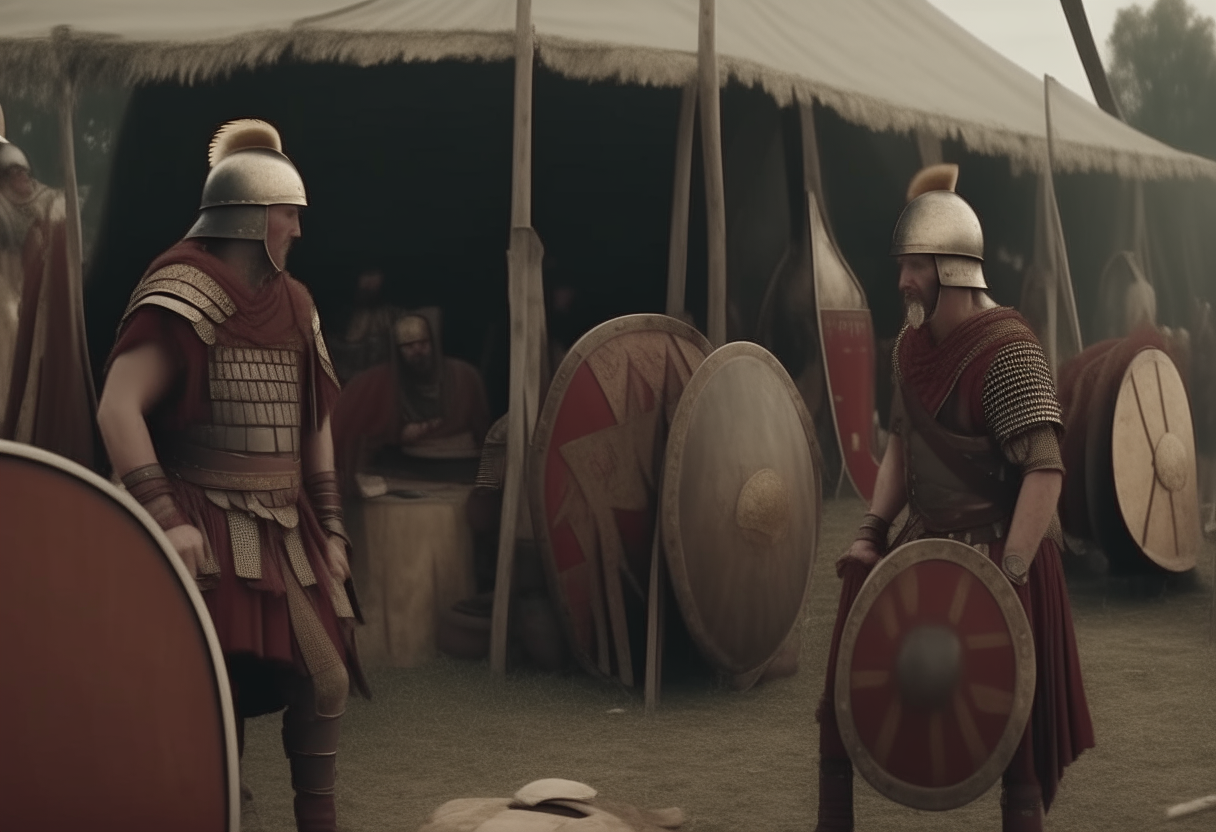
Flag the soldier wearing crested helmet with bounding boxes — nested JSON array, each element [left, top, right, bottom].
[[812, 171, 1094, 832], [98, 119, 367, 832]]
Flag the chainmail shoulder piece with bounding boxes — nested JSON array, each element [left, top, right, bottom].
[[981, 340, 1062, 447]]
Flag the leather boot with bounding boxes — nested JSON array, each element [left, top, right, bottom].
[[1001, 783, 1043, 832], [814, 757, 854, 832], [283, 708, 342, 832]]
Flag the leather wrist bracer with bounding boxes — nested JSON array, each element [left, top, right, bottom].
[[122, 463, 190, 532], [1002, 549, 1031, 586], [305, 471, 350, 548], [855, 512, 891, 551]]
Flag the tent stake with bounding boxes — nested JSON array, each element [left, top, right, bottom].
[[698, 0, 727, 347]]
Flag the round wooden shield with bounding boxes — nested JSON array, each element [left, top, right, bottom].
[[1107, 348, 1201, 572], [0, 440, 239, 832], [661, 342, 822, 676], [835, 538, 1035, 811], [529, 315, 712, 684]]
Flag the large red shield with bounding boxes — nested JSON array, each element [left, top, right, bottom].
[[529, 315, 712, 685], [810, 194, 880, 501], [0, 440, 239, 831], [836, 539, 1035, 811]]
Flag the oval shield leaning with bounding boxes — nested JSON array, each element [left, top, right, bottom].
[[529, 315, 712, 685], [0, 440, 239, 832], [1106, 348, 1201, 572], [835, 538, 1035, 811], [661, 342, 822, 677]]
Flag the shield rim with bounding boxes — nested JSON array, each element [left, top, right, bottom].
[[1109, 348, 1200, 572], [0, 438, 241, 830], [835, 538, 1036, 811], [528, 314, 713, 681], [661, 341, 823, 675]]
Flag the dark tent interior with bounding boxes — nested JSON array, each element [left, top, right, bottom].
[[80, 57, 1216, 481]]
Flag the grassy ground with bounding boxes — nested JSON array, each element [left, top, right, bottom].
[[240, 497, 1216, 832]]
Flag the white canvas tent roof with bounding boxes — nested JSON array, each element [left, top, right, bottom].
[[3, 0, 1214, 180]]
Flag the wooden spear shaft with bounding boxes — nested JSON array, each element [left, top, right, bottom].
[[491, 0, 537, 675], [699, 0, 727, 347], [665, 83, 696, 319]]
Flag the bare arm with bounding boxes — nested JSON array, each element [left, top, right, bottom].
[[97, 341, 207, 575], [302, 414, 352, 582], [1001, 469, 1063, 582], [869, 433, 908, 523], [839, 434, 908, 574], [96, 342, 176, 477], [302, 415, 336, 477]]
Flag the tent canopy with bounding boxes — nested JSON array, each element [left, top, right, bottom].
[[4, 0, 1214, 181]]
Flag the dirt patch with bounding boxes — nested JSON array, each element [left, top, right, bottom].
[[240, 497, 1216, 831]]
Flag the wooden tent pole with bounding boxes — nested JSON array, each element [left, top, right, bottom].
[[491, 0, 539, 675], [699, 0, 727, 347], [665, 83, 696, 319]]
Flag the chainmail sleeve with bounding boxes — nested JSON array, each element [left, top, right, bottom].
[[982, 340, 1065, 473]]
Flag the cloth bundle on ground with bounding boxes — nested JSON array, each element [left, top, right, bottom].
[[419, 779, 685, 832]]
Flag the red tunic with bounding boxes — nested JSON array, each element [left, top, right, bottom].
[[819, 308, 1094, 811], [108, 241, 355, 716], [331, 356, 490, 490]]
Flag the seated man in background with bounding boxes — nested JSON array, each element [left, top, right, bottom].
[[329, 266, 400, 383], [332, 308, 490, 490]]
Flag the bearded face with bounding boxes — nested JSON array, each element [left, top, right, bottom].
[[897, 254, 940, 330]]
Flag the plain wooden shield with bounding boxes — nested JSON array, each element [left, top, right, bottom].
[[0, 440, 239, 832], [810, 194, 881, 502], [1105, 348, 1201, 572], [529, 315, 712, 685], [836, 539, 1035, 811], [662, 342, 822, 676]]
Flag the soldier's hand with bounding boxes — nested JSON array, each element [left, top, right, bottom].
[[165, 524, 207, 578], [836, 539, 880, 578], [325, 534, 351, 583]]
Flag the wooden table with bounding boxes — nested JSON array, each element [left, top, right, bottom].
[[348, 479, 477, 668]]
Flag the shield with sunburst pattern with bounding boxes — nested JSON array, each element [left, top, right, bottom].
[[835, 538, 1035, 811]]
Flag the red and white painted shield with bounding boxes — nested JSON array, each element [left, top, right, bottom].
[[835, 538, 1035, 811], [810, 194, 881, 501], [528, 315, 712, 686]]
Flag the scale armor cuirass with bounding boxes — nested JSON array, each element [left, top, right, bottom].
[[118, 262, 340, 592]]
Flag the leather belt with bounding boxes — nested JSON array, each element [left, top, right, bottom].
[[163, 441, 301, 493]]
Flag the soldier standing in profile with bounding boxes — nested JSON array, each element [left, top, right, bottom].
[[97, 119, 367, 832], [813, 189, 1094, 832]]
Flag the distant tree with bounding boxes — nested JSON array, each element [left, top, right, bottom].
[[1108, 0, 1216, 159]]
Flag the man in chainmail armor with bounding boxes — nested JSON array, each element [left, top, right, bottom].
[[813, 187, 1094, 832]]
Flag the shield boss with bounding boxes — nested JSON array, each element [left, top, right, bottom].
[[1110, 348, 1201, 572], [662, 342, 822, 676], [835, 538, 1035, 811]]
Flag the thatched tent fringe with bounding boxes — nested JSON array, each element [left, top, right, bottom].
[[2, 27, 1214, 182]]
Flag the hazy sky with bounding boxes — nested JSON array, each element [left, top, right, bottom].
[[925, 0, 1216, 104]]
